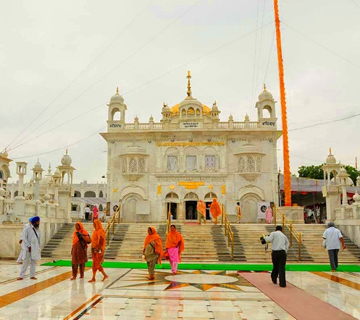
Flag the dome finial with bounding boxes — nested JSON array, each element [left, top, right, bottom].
[[187, 70, 192, 97], [263, 83, 267, 91], [329, 147, 332, 155], [116, 87, 119, 95], [66, 148, 68, 155]]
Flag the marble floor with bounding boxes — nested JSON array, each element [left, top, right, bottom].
[[0, 262, 359, 319]]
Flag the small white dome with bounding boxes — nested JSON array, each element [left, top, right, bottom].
[[61, 150, 72, 166], [258, 86, 274, 102], [0, 150, 8, 158], [34, 160, 42, 169], [326, 154, 336, 164], [110, 87, 124, 104], [53, 167, 61, 178]]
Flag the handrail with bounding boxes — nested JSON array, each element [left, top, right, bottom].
[[221, 204, 234, 260], [273, 204, 302, 260], [166, 205, 171, 235], [105, 203, 121, 246]]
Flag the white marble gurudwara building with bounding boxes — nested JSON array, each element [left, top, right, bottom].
[[101, 72, 282, 223]]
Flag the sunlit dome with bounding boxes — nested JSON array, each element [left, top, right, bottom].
[[169, 103, 211, 116]]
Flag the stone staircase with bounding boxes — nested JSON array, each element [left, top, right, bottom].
[[230, 224, 360, 263], [42, 222, 95, 259], [41, 222, 360, 264]]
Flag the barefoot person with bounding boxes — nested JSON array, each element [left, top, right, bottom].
[[17, 216, 41, 280], [165, 225, 184, 275], [143, 227, 163, 280], [88, 220, 108, 282], [71, 222, 91, 280], [17, 217, 33, 264], [210, 198, 221, 225]]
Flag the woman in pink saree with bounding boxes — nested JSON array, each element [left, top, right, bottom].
[[165, 225, 184, 275], [93, 205, 99, 221], [265, 206, 273, 224]]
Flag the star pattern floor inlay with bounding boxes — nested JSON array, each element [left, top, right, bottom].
[[108, 269, 253, 292]]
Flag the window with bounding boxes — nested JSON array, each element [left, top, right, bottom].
[[238, 157, 245, 172], [129, 157, 137, 172], [246, 156, 255, 172], [138, 158, 145, 172], [167, 156, 178, 171], [205, 155, 215, 169], [186, 156, 197, 171]]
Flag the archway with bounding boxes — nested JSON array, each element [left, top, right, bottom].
[[239, 193, 262, 223], [165, 192, 179, 220], [122, 193, 145, 222], [204, 192, 217, 220], [99, 190, 104, 197], [74, 191, 81, 197], [84, 191, 96, 197], [184, 192, 199, 220]]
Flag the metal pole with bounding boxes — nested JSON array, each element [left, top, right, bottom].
[[290, 222, 293, 248], [273, 0, 291, 206], [298, 233, 302, 261]]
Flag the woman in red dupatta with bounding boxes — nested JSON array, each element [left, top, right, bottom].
[[143, 227, 163, 280], [89, 220, 108, 282], [71, 222, 91, 280], [165, 225, 184, 275], [210, 198, 222, 225]]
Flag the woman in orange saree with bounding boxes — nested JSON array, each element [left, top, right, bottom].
[[210, 198, 221, 225], [71, 222, 91, 280], [143, 227, 163, 280], [165, 225, 184, 275], [89, 220, 108, 282]]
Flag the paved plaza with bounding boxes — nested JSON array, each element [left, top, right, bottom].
[[0, 262, 359, 319]]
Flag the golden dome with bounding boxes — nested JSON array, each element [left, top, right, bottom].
[[170, 103, 211, 115]]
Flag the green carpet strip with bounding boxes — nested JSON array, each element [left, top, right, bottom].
[[42, 260, 360, 272]]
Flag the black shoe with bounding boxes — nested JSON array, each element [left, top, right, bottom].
[[271, 276, 277, 284], [279, 284, 286, 288]]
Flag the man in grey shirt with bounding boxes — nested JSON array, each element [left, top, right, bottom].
[[323, 222, 346, 272], [265, 225, 289, 288]]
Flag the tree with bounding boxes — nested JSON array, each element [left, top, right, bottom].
[[298, 164, 359, 184]]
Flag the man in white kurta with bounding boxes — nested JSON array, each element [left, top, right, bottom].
[[18, 216, 41, 280], [16, 217, 33, 264]]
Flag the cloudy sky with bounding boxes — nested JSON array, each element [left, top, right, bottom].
[[1, 0, 359, 183]]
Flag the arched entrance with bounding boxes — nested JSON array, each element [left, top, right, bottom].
[[122, 193, 144, 222], [165, 192, 179, 220], [204, 192, 217, 220], [240, 193, 262, 222], [184, 192, 198, 220]]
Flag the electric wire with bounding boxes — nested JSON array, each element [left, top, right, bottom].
[[12, 126, 106, 160], [350, 0, 360, 7], [250, 0, 261, 109], [263, 30, 275, 83], [8, 0, 201, 152], [2, 0, 154, 153], [7, 21, 274, 153], [289, 113, 360, 132], [255, 0, 266, 89], [283, 22, 360, 70]]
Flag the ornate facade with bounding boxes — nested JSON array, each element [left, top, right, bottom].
[[101, 73, 281, 222]]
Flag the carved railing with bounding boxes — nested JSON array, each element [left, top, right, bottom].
[[221, 204, 234, 260], [273, 205, 302, 260], [109, 121, 269, 131]]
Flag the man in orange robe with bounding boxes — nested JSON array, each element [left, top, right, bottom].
[[210, 198, 221, 225]]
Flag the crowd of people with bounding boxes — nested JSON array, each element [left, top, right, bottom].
[[16, 198, 347, 287]]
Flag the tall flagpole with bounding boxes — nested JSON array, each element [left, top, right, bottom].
[[273, 0, 291, 206]]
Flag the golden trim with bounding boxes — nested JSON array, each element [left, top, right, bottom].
[[158, 141, 225, 147]]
